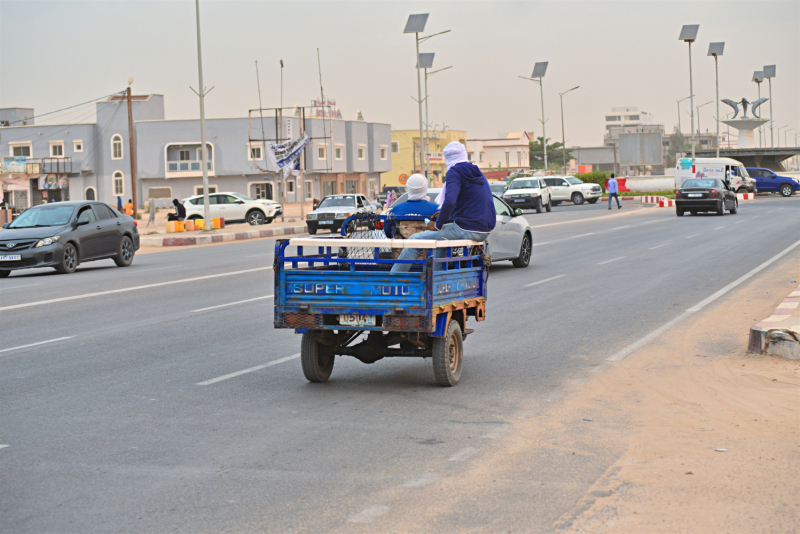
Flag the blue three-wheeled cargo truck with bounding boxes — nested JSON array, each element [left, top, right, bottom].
[[273, 228, 489, 386]]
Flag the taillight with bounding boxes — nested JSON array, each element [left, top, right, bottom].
[[133, 221, 138, 226], [708, 190, 719, 198], [375, 221, 384, 230], [675, 191, 683, 199]]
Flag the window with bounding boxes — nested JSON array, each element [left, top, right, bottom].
[[10, 143, 32, 157], [248, 143, 262, 161], [50, 142, 64, 157], [335, 145, 343, 160], [345, 180, 357, 193], [112, 171, 124, 196], [625, 115, 640, 121], [492, 197, 511, 217], [323, 180, 336, 196], [391, 141, 400, 153], [77, 206, 97, 223], [111, 134, 123, 159], [287, 181, 294, 193], [96, 204, 117, 220], [479, 153, 483, 162], [194, 185, 218, 195], [318, 144, 327, 160], [368, 178, 377, 199], [254, 183, 271, 200], [605, 115, 621, 122], [380, 146, 388, 160], [305, 180, 313, 199], [505, 152, 510, 167], [357, 145, 365, 160], [85, 187, 96, 201], [73, 140, 83, 152]]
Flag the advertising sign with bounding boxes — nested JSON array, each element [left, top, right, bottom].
[[2, 156, 27, 173], [695, 165, 725, 180], [39, 174, 69, 190]]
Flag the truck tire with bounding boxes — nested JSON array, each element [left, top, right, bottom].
[[544, 197, 552, 212], [587, 198, 598, 204], [301, 332, 335, 382], [571, 192, 585, 205], [535, 197, 543, 213], [432, 320, 464, 387]]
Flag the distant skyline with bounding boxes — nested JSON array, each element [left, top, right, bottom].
[[1, 0, 798, 148]]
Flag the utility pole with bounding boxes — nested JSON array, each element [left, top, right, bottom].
[[415, 34, 424, 173], [125, 83, 138, 219], [688, 41, 695, 159], [193, 0, 211, 231]]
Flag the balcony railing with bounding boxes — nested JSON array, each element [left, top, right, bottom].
[[427, 152, 444, 161], [167, 161, 213, 172]]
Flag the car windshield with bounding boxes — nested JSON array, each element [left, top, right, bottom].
[[683, 179, 718, 189], [318, 195, 357, 208], [509, 179, 540, 189], [490, 184, 507, 193], [232, 193, 255, 201], [566, 177, 583, 185], [8, 205, 74, 228]]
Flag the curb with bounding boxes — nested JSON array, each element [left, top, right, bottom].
[[737, 193, 756, 201], [747, 283, 800, 359], [140, 225, 308, 247]]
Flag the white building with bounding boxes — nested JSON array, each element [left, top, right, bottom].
[[604, 107, 654, 131], [466, 131, 531, 172]]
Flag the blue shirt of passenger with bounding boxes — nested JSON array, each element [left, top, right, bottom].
[[384, 199, 439, 238]]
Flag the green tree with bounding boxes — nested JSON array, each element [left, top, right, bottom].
[[529, 136, 573, 170], [665, 126, 693, 167]]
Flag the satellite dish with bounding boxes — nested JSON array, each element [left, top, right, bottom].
[[128, 76, 134, 85]]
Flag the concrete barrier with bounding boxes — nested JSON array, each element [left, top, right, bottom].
[[737, 193, 756, 201], [748, 284, 800, 360]]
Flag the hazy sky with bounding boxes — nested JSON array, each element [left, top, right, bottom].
[[1, 1, 797, 148]]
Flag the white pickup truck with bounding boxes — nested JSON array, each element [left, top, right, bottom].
[[543, 176, 603, 205]]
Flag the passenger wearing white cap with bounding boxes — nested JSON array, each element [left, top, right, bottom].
[[383, 173, 438, 239]]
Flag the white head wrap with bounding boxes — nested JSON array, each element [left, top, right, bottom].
[[444, 141, 469, 170], [406, 173, 428, 201]]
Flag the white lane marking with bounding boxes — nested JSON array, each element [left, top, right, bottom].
[[612, 225, 630, 230], [0, 267, 270, 312], [685, 234, 700, 239], [244, 253, 272, 258], [532, 242, 550, 247], [403, 473, 440, 487], [481, 426, 511, 439], [348, 505, 390, 523], [571, 232, 595, 238], [641, 219, 670, 225], [448, 447, 479, 462], [0, 445, 8, 450], [648, 243, 668, 250], [524, 274, 567, 288], [751, 215, 760, 218], [767, 210, 774, 214], [607, 237, 800, 362], [714, 226, 725, 230], [191, 295, 274, 313], [133, 266, 175, 273], [0, 336, 74, 356], [195, 354, 300, 386], [734, 220, 744, 224], [598, 256, 625, 265], [0, 283, 41, 291]]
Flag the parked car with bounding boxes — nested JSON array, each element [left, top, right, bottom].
[[183, 192, 282, 225], [306, 194, 377, 234], [387, 188, 533, 267], [0, 201, 140, 277], [675, 178, 738, 216], [746, 168, 799, 197], [503, 177, 552, 213], [377, 186, 405, 205], [543, 176, 603, 205], [489, 182, 508, 195]]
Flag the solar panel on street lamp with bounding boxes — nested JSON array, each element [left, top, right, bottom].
[[763, 65, 776, 147], [752, 71, 763, 82], [679, 25, 699, 42], [708, 42, 724, 156], [707, 42, 724, 56], [679, 24, 699, 158], [532, 62, 548, 79], [417, 53, 435, 69], [404, 14, 428, 33], [405, 14, 429, 173]]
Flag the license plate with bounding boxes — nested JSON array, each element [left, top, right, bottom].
[[319, 220, 333, 225], [688, 193, 702, 197], [514, 199, 525, 202], [339, 314, 376, 327], [0, 255, 21, 261]]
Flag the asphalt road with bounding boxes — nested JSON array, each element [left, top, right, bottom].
[[1, 196, 798, 533]]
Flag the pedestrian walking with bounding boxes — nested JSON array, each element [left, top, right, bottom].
[[117, 196, 123, 213], [124, 199, 133, 216], [607, 173, 621, 210]]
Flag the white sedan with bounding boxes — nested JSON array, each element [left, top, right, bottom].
[[183, 192, 282, 225], [388, 188, 533, 267]]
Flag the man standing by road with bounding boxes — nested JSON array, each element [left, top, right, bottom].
[[391, 141, 496, 273], [607, 173, 621, 210], [124, 199, 134, 216]]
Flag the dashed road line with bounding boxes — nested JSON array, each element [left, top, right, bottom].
[[612, 225, 630, 230], [524, 274, 567, 288], [598, 256, 625, 265], [0, 283, 41, 291], [714, 226, 725, 230], [571, 232, 595, 239], [685, 234, 700, 239], [133, 266, 175, 273], [0, 336, 74, 357], [195, 354, 300, 385], [0, 445, 8, 450], [448, 447, 479, 462], [348, 505, 390, 523], [734, 220, 745, 224], [191, 295, 273, 313], [648, 243, 668, 250], [532, 242, 550, 247], [402, 473, 440, 487]]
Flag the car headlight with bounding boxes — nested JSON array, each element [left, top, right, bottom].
[[34, 236, 60, 248], [307, 213, 317, 220], [336, 212, 351, 219]]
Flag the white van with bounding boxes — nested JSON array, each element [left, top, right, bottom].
[[675, 157, 755, 193]]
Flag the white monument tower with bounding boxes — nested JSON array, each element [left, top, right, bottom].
[[721, 97, 768, 149]]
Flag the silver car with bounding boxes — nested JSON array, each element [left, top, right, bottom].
[[388, 188, 533, 267], [306, 194, 377, 235]]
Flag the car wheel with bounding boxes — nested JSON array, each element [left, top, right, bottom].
[[779, 184, 793, 197], [55, 243, 78, 274], [512, 233, 532, 268], [572, 192, 585, 205], [690, 210, 698, 216], [114, 236, 135, 267], [716, 201, 725, 216], [736, 187, 747, 194], [587, 198, 598, 204], [676, 208, 684, 216], [0, 270, 9, 278], [729, 199, 738, 214], [308, 227, 317, 235], [300, 331, 334, 382], [431, 320, 463, 387], [545, 198, 552, 212], [551, 201, 561, 207], [247, 210, 266, 225], [264, 217, 274, 224], [535, 197, 543, 214]]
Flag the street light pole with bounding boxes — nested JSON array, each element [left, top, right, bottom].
[[764, 65, 776, 148], [423, 62, 452, 185], [676, 95, 693, 136], [708, 43, 724, 158], [753, 71, 764, 148], [194, 0, 211, 231], [559, 86, 579, 174], [696, 101, 712, 151], [519, 62, 549, 172], [680, 25, 699, 159]]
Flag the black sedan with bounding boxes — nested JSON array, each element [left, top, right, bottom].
[[0, 201, 140, 277], [675, 179, 738, 216]]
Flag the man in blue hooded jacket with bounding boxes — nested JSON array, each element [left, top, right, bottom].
[[391, 141, 496, 273]]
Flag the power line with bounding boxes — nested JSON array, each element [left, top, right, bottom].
[[3, 91, 124, 126]]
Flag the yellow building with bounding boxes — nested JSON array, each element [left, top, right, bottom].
[[386, 129, 467, 189]]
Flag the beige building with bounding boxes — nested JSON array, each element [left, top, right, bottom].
[[466, 131, 531, 172], [386, 129, 467, 188]]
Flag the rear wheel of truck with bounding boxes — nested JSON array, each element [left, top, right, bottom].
[[535, 198, 543, 213], [432, 320, 463, 387], [301, 332, 335, 382]]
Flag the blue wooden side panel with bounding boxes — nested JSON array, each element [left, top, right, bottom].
[[283, 270, 427, 310], [432, 268, 485, 305]]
